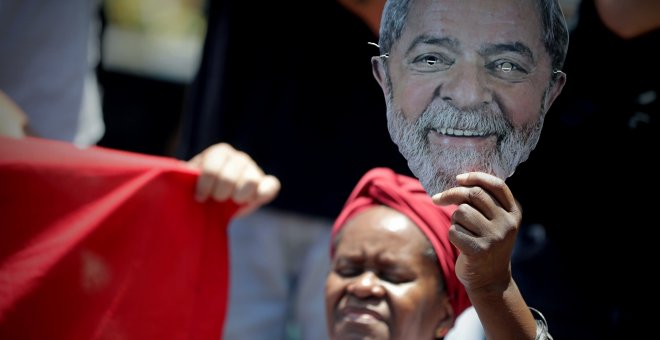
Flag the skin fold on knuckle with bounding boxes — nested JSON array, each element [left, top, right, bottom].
[[235, 181, 259, 203], [498, 214, 520, 236], [196, 175, 214, 195], [467, 186, 488, 204], [452, 204, 471, 224], [449, 226, 481, 255], [212, 180, 234, 201]]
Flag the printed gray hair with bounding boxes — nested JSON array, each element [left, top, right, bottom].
[[377, 0, 569, 77]]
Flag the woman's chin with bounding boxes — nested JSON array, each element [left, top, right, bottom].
[[333, 319, 388, 340]]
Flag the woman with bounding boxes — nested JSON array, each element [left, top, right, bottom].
[[325, 167, 553, 339], [325, 167, 471, 339]]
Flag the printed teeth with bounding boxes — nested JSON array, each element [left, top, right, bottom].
[[437, 127, 486, 137]]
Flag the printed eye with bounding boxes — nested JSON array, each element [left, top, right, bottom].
[[487, 60, 528, 81], [500, 62, 514, 72], [411, 53, 453, 72], [423, 55, 441, 66]]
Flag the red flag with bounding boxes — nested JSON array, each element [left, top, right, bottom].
[[0, 136, 238, 340]]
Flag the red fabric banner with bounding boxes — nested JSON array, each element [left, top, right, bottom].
[[0, 136, 238, 340]]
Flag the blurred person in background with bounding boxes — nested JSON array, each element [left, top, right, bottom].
[[0, 0, 104, 146]]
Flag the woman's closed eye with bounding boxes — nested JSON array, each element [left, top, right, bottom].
[[334, 261, 362, 277], [378, 267, 416, 284]]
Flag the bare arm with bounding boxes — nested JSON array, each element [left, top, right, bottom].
[[433, 172, 537, 340], [0, 90, 28, 138], [187, 143, 281, 218]]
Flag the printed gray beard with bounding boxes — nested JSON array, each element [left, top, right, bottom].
[[386, 98, 543, 196]]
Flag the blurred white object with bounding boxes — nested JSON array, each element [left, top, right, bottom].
[[101, 25, 204, 83], [101, 0, 207, 83]]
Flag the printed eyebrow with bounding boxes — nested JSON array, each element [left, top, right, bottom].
[[480, 42, 536, 63], [405, 35, 459, 55]]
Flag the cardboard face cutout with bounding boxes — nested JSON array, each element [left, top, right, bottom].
[[374, 0, 567, 195]]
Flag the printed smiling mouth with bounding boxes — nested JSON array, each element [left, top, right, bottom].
[[431, 127, 489, 137]]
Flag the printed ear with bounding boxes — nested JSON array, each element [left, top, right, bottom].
[[543, 72, 567, 114], [371, 56, 388, 96]]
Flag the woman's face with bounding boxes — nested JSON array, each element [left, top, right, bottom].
[[325, 206, 453, 340]]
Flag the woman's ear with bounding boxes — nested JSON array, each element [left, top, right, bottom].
[[435, 325, 450, 338], [434, 297, 455, 339]]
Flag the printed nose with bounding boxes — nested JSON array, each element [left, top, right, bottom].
[[441, 63, 492, 108], [347, 272, 385, 298]]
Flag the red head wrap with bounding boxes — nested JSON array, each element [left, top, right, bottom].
[[331, 167, 471, 317]]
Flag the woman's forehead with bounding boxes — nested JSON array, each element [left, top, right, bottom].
[[337, 206, 429, 252]]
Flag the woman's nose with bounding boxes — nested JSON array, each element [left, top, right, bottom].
[[347, 271, 385, 298], [440, 62, 492, 109]]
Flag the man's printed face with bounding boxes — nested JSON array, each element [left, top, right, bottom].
[[386, 95, 545, 196], [378, 0, 562, 195]]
